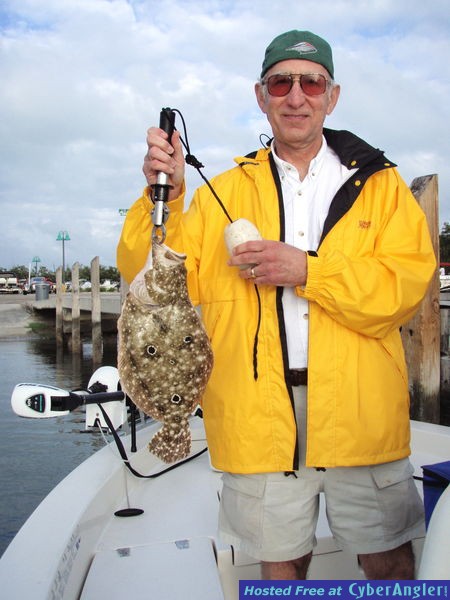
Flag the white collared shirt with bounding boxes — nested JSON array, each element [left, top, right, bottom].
[[271, 137, 357, 368]]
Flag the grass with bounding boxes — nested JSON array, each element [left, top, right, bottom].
[[27, 321, 52, 335]]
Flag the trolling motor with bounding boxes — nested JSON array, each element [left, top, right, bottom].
[[11, 366, 142, 455], [151, 107, 176, 243], [11, 366, 128, 432], [11, 365, 207, 506], [11, 367, 149, 517], [11, 384, 124, 418]]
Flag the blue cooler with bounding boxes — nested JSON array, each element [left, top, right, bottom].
[[421, 460, 450, 528]]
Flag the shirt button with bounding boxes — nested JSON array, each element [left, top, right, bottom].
[[297, 190, 302, 196], [298, 231, 305, 237], [303, 313, 309, 320]]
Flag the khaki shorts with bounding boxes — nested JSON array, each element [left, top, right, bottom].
[[218, 386, 424, 562]]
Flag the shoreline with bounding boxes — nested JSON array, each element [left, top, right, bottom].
[[0, 301, 36, 339]]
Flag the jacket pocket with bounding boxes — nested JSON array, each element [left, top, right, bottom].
[[380, 333, 408, 386], [219, 473, 266, 545]]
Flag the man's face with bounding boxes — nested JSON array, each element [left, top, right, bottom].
[[255, 59, 340, 153]]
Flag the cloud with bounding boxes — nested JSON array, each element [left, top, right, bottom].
[[0, 0, 449, 271]]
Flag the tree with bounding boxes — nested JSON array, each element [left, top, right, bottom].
[[100, 265, 120, 282], [0, 262, 120, 282], [79, 265, 91, 281], [440, 222, 450, 265], [5, 265, 29, 279]]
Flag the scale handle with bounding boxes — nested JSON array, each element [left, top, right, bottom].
[[154, 108, 176, 194], [152, 108, 176, 240], [159, 107, 176, 139]]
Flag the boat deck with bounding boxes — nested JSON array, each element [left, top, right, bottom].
[[1, 418, 449, 599], [79, 420, 448, 599]]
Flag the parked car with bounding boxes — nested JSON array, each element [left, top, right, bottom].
[[23, 277, 56, 294], [101, 279, 119, 291], [45, 279, 56, 293], [0, 273, 21, 294]]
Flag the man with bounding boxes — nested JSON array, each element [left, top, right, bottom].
[[117, 30, 436, 579]]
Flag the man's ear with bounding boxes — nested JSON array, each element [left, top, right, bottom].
[[326, 84, 340, 116], [255, 82, 267, 114]]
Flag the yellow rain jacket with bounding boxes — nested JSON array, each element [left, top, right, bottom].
[[117, 129, 436, 473]]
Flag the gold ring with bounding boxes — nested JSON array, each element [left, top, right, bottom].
[[250, 267, 256, 279]]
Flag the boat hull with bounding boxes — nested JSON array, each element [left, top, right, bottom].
[[0, 419, 449, 599]]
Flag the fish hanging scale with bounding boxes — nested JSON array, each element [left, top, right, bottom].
[[117, 241, 213, 463]]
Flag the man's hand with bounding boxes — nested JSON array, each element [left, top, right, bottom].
[[228, 240, 308, 287], [142, 127, 185, 200]]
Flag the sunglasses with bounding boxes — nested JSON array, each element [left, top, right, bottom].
[[263, 73, 331, 97]]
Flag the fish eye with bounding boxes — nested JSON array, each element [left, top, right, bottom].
[[147, 345, 157, 356], [184, 336, 193, 344], [170, 394, 182, 404]]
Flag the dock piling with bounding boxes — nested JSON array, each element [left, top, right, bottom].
[[401, 174, 440, 423]]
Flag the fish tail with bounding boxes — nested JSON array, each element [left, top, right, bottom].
[[148, 423, 191, 463]]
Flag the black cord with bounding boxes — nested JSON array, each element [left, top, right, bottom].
[[259, 133, 272, 148], [172, 108, 233, 224], [252, 284, 261, 380], [97, 403, 208, 479], [166, 107, 262, 380]]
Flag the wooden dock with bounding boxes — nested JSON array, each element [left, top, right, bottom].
[[31, 292, 121, 316], [29, 257, 122, 359]]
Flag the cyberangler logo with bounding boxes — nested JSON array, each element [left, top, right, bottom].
[[286, 41, 318, 55]]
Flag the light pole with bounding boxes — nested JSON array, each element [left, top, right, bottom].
[[56, 231, 70, 283], [32, 255, 41, 276]]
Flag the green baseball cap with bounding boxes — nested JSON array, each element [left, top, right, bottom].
[[261, 30, 334, 79]]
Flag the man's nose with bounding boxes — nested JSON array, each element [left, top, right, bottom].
[[286, 79, 306, 104]]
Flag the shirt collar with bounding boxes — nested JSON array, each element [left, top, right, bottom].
[[271, 136, 328, 179]]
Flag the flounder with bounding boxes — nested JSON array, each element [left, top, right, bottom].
[[117, 241, 213, 463]]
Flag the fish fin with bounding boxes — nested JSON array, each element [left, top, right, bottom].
[[148, 423, 191, 463]]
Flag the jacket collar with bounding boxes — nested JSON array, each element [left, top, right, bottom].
[[237, 128, 395, 172], [235, 129, 397, 249], [323, 128, 395, 170]]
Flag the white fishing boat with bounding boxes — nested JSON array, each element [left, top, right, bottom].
[[0, 366, 449, 599]]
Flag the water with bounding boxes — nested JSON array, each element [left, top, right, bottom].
[[0, 335, 118, 557]]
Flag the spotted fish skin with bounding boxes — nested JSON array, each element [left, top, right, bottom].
[[117, 242, 213, 463]]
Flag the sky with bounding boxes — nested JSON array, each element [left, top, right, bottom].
[[1, 0, 449, 271]]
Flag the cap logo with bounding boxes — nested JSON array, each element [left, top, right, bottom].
[[286, 41, 317, 55]]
